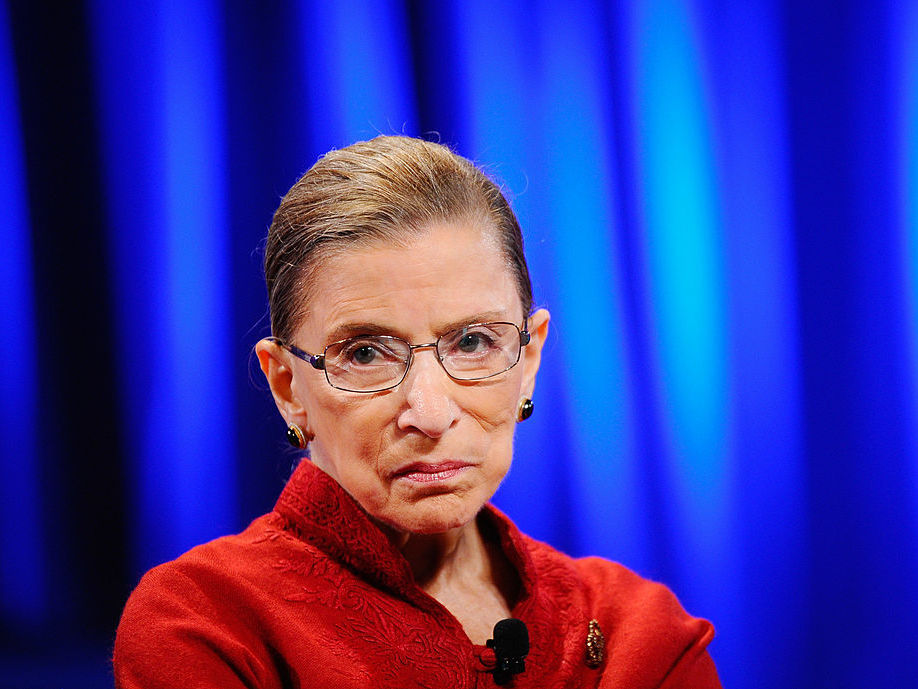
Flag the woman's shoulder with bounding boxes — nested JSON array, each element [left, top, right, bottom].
[[572, 555, 686, 610], [574, 555, 719, 687], [518, 534, 701, 621], [512, 530, 646, 594], [119, 506, 338, 614], [117, 512, 289, 632], [114, 511, 337, 688], [570, 555, 710, 632], [516, 536, 720, 688]]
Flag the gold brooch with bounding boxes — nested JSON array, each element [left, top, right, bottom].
[[585, 619, 604, 667]]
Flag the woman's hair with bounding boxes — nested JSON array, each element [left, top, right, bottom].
[[263, 136, 533, 342]]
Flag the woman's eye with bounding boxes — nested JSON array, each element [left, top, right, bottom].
[[339, 338, 403, 366], [456, 331, 493, 353], [351, 346, 378, 364], [458, 333, 481, 352]]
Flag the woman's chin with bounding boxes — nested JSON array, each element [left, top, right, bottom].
[[379, 494, 482, 536]]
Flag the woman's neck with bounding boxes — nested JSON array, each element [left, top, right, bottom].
[[394, 520, 487, 588], [385, 516, 520, 645]]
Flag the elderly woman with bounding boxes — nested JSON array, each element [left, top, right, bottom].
[[114, 136, 720, 688]]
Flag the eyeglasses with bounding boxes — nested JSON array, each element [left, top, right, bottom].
[[271, 321, 531, 393]]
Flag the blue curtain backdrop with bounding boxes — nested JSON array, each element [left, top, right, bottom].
[[2, 1, 918, 687]]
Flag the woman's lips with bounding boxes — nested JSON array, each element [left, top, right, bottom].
[[393, 461, 473, 483]]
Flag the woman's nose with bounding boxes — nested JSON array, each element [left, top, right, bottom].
[[396, 350, 459, 437]]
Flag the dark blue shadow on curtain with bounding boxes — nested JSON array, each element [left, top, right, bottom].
[[784, 0, 918, 685], [1, 0, 128, 649]]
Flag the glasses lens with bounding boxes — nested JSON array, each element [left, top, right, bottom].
[[438, 322, 522, 380], [323, 336, 410, 391]]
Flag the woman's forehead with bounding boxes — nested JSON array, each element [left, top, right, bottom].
[[295, 224, 523, 343]]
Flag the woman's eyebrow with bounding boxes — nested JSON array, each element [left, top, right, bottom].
[[325, 322, 394, 342], [436, 311, 511, 333], [326, 311, 512, 343]]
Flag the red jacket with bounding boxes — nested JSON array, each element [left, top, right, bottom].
[[114, 460, 720, 688]]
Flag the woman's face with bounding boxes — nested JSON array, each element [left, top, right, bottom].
[[270, 222, 549, 536]]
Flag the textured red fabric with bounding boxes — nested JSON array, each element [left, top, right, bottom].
[[114, 460, 721, 688]]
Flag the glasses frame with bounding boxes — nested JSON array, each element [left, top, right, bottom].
[[270, 320, 531, 393]]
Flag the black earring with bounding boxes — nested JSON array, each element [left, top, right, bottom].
[[517, 398, 534, 422], [286, 424, 307, 448]]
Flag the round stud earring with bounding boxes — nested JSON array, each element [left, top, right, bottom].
[[517, 398, 534, 422], [286, 423, 308, 449]]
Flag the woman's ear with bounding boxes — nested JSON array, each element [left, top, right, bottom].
[[255, 338, 309, 429], [520, 308, 550, 399]]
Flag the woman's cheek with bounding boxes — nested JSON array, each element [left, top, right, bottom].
[[463, 384, 522, 431]]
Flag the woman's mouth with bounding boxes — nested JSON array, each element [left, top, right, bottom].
[[393, 461, 473, 483]]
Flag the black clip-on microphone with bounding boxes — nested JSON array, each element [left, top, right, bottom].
[[486, 618, 529, 685]]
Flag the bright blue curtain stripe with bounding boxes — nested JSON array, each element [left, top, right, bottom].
[[160, 0, 236, 559], [701, 0, 805, 682], [904, 7, 918, 635], [531, 3, 639, 565], [0, 0, 45, 624], [89, 0, 236, 572], [297, 0, 418, 153], [905, 1, 918, 450], [905, 4, 918, 549], [448, 0, 531, 187], [631, 0, 729, 591]]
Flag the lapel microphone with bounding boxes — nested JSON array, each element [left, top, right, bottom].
[[486, 618, 529, 685]]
